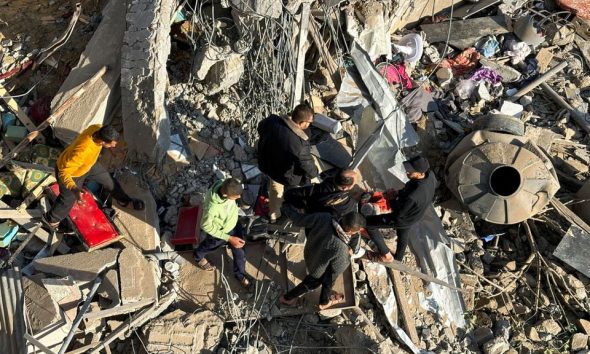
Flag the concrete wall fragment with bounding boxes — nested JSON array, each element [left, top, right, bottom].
[[121, 0, 174, 163], [51, 0, 126, 144]]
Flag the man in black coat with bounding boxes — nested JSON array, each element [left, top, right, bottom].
[[257, 104, 319, 222], [365, 156, 436, 262], [279, 203, 365, 309], [283, 168, 358, 218]]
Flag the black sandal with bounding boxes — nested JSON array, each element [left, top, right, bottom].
[[117, 198, 145, 211]]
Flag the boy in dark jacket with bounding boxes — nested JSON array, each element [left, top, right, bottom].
[[257, 104, 319, 223], [279, 204, 365, 309], [365, 156, 436, 262]]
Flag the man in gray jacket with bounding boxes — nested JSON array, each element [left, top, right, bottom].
[[279, 204, 365, 309]]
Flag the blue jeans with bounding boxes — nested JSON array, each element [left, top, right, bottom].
[[193, 224, 246, 281]]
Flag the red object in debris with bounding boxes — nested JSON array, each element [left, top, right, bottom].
[[254, 195, 270, 217], [557, 0, 590, 20], [48, 184, 120, 250], [367, 191, 392, 213], [29, 96, 51, 125], [172, 205, 203, 246]]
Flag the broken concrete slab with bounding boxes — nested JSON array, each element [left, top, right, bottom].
[[121, 0, 174, 163], [41, 276, 82, 322], [192, 44, 232, 81], [205, 53, 244, 95], [553, 224, 590, 279], [97, 268, 120, 308], [23, 276, 62, 333], [51, 0, 126, 144], [32, 248, 119, 282], [141, 309, 224, 353], [118, 245, 158, 305], [421, 16, 509, 49]]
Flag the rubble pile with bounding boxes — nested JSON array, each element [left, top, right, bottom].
[[0, 0, 590, 353]]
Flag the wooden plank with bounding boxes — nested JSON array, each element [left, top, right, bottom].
[[551, 198, 590, 235], [0, 83, 46, 143], [0, 200, 69, 254], [377, 259, 463, 291], [420, 16, 508, 49], [0, 208, 43, 218], [83, 299, 154, 321], [291, 1, 311, 108], [388, 268, 420, 345]]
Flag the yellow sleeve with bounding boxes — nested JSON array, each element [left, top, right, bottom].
[[58, 145, 89, 190]]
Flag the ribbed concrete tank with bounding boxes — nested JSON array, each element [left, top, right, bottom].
[[445, 130, 560, 224]]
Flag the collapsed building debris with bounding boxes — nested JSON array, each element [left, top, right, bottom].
[[0, 0, 590, 353]]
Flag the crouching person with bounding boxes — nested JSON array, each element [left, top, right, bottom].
[[279, 203, 365, 310], [193, 178, 251, 289]]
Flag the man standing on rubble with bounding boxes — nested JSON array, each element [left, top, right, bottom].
[[257, 104, 319, 223], [283, 168, 358, 217], [279, 203, 365, 309], [43, 124, 144, 228], [365, 156, 436, 262], [193, 178, 251, 289]]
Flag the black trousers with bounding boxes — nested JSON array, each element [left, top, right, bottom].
[[284, 265, 334, 305], [47, 163, 131, 223], [366, 226, 411, 261], [193, 224, 246, 281]]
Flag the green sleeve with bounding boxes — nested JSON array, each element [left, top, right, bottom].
[[201, 209, 230, 241]]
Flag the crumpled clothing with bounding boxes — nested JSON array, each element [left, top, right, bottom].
[[454, 79, 476, 100], [470, 68, 503, 85], [401, 88, 436, 123], [378, 63, 413, 89], [441, 48, 481, 76], [505, 40, 531, 64], [475, 35, 500, 58]]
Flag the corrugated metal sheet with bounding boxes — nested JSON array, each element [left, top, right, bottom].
[[0, 267, 27, 354]]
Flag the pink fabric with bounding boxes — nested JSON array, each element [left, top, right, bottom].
[[379, 64, 414, 89]]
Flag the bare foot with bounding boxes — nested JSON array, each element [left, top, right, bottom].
[[318, 292, 345, 310], [279, 295, 304, 307]]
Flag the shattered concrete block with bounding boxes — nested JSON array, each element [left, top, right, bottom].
[[23, 276, 62, 333], [141, 309, 224, 353], [97, 268, 121, 308], [33, 248, 120, 282], [118, 245, 157, 305], [41, 276, 82, 322], [121, 0, 174, 163], [192, 44, 232, 81], [572, 333, 589, 351], [482, 336, 510, 354], [51, 0, 127, 144], [230, 0, 282, 18], [205, 53, 244, 95]]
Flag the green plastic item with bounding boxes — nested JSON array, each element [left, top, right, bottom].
[[4, 125, 29, 142]]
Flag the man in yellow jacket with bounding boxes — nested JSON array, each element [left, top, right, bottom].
[[43, 124, 144, 228]]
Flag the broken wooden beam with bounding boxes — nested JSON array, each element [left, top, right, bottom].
[[0, 83, 46, 144], [550, 198, 590, 235], [377, 259, 464, 292], [0, 208, 43, 219], [388, 268, 420, 345], [0, 66, 109, 169]]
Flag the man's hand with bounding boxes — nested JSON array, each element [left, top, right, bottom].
[[72, 187, 84, 202], [228, 236, 246, 249]]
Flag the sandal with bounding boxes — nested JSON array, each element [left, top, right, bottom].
[[365, 250, 393, 263], [318, 292, 346, 310], [117, 198, 145, 211], [196, 259, 215, 271], [279, 295, 305, 308]]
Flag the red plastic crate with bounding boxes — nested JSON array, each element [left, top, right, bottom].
[[48, 183, 120, 251], [172, 205, 203, 246]]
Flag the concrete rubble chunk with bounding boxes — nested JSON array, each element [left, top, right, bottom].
[[97, 268, 121, 308], [193, 44, 231, 81], [51, 0, 127, 143], [578, 319, 590, 335], [118, 245, 157, 305], [473, 327, 494, 345], [230, 0, 282, 18], [23, 276, 62, 333], [141, 309, 224, 353], [33, 248, 120, 282], [205, 53, 244, 95], [121, 0, 174, 163], [535, 319, 561, 337], [572, 333, 589, 351], [41, 276, 82, 322], [483, 336, 510, 354]]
